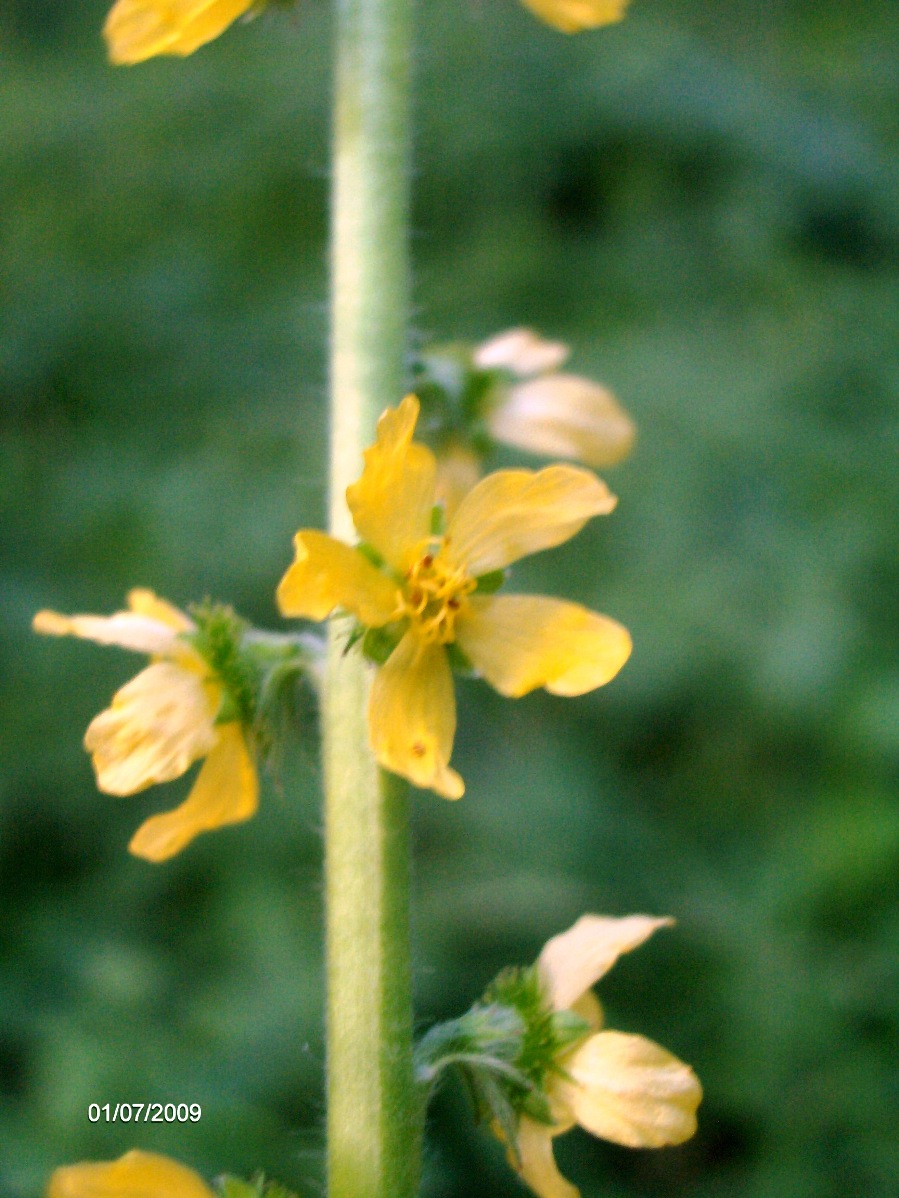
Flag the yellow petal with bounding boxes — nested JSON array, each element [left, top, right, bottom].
[[474, 328, 569, 377], [434, 441, 483, 524], [128, 722, 258, 862], [489, 374, 635, 468], [518, 0, 629, 34], [346, 396, 437, 572], [85, 662, 218, 795], [46, 1149, 214, 1198], [457, 595, 631, 698], [276, 530, 398, 627], [513, 1117, 580, 1198], [538, 915, 674, 1011], [446, 466, 616, 577], [33, 609, 182, 657], [126, 588, 194, 632], [556, 1031, 702, 1148], [369, 631, 464, 798], [103, 0, 255, 65]]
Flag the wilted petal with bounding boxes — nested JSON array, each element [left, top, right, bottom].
[[104, 0, 256, 65], [446, 466, 616, 576], [33, 609, 182, 657], [556, 1031, 702, 1148], [538, 915, 674, 1011], [47, 1148, 214, 1198], [489, 374, 635, 468], [458, 595, 631, 698], [474, 328, 569, 376], [85, 663, 218, 794], [129, 722, 258, 862], [369, 632, 464, 798], [518, 0, 629, 34], [513, 1117, 580, 1198], [277, 530, 398, 627], [346, 395, 437, 573]]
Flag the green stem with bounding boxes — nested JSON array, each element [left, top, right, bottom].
[[324, 0, 417, 1193]]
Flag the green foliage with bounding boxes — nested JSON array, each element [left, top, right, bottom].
[[1, 1, 897, 1196]]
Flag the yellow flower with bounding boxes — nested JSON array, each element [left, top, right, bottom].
[[47, 1149, 214, 1198], [33, 590, 257, 862], [518, 0, 629, 34], [277, 395, 631, 799], [103, 0, 259, 64], [475, 328, 636, 469], [510, 915, 702, 1198]]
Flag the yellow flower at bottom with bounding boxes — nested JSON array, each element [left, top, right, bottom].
[[509, 915, 702, 1198], [517, 0, 629, 34], [47, 1149, 213, 1198], [277, 395, 631, 799], [33, 590, 257, 862], [103, 0, 259, 64]]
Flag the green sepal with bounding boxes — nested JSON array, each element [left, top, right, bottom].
[[187, 602, 257, 727], [343, 622, 366, 656], [362, 622, 405, 665], [430, 503, 446, 536], [474, 568, 506, 595]]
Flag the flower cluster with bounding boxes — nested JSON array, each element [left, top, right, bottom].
[[277, 394, 631, 797], [510, 914, 701, 1197], [413, 328, 635, 517], [416, 915, 702, 1198], [31, 591, 323, 861]]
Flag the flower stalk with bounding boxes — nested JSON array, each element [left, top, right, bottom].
[[324, 0, 417, 1193]]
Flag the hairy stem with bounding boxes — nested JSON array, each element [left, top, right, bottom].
[[323, 0, 417, 1193]]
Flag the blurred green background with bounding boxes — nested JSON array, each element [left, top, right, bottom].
[[1, 0, 897, 1195]]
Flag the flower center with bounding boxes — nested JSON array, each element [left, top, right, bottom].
[[397, 540, 475, 645]]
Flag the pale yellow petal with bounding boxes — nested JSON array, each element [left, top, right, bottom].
[[457, 595, 631, 698], [103, 0, 255, 65], [489, 375, 636, 468], [474, 328, 569, 377], [518, 0, 629, 34], [33, 609, 181, 656], [85, 663, 218, 795], [276, 530, 398, 627], [538, 915, 674, 1011], [556, 1031, 702, 1148], [126, 588, 194, 632], [128, 722, 258, 862], [513, 1117, 580, 1198], [346, 395, 437, 572], [446, 466, 616, 576], [46, 1149, 214, 1198], [369, 632, 464, 799], [434, 441, 483, 523]]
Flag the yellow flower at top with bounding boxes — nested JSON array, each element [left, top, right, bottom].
[[33, 590, 257, 862], [103, 0, 259, 65], [47, 1149, 213, 1198], [518, 0, 629, 35], [508, 915, 702, 1198], [277, 395, 631, 799]]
